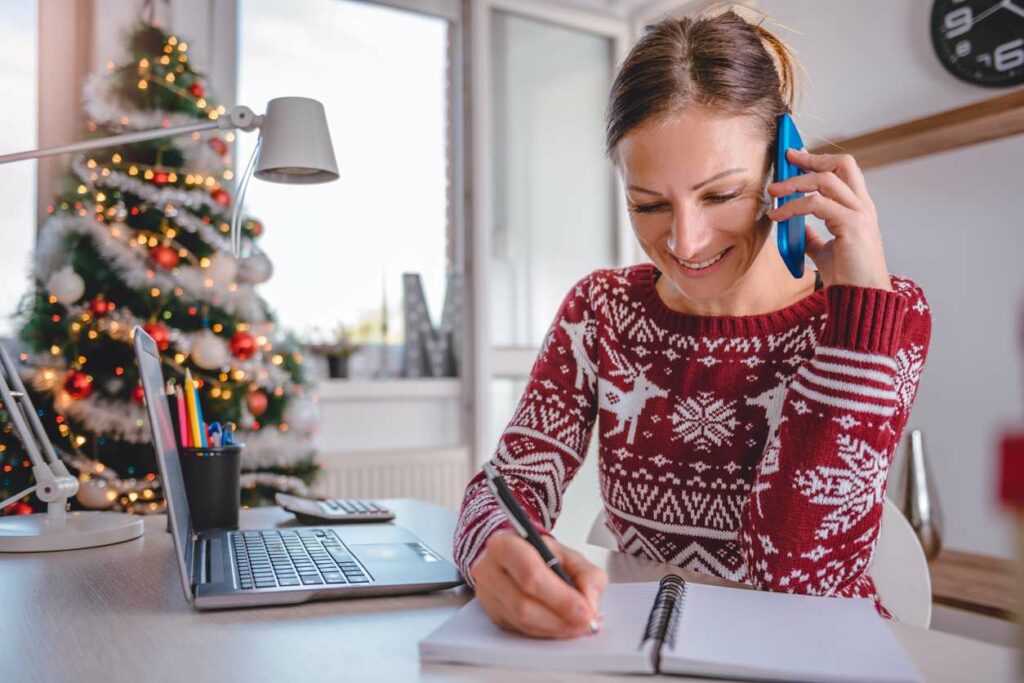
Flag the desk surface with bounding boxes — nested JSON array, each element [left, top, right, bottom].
[[2, 500, 1018, 683]]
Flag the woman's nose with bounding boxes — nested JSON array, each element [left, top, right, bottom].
[[668, 209, 713, 260]]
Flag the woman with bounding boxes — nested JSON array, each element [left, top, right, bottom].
[[453, 10, 931, 639]]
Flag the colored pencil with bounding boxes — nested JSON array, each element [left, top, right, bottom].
[[192, 375, 209, 448], [184, 369, 203, 448], [175, 385, 190, 448]]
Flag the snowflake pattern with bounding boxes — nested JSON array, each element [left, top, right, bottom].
[[832, 414, 862, 430], [893, 344, 925, 413], [669, 391, 740, 451], [793, 434, 889, 540]]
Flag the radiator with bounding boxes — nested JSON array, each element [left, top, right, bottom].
[[310, 446, 471, 509]]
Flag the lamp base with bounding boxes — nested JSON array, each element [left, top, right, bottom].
[[0, 511, 144, 552]]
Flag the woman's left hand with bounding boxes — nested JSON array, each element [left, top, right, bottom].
[[765, 148, 892, 291]]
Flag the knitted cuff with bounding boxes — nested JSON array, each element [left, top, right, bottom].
[[460, 486, 550, 587], [821, 284, 909, 356]]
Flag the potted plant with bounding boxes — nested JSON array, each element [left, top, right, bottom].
[[308, 324, 357, 379]]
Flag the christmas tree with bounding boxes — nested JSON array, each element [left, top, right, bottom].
[[0, 23, 319, 515]]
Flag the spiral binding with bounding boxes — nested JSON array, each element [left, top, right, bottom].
[[641, 574, 687, 657]]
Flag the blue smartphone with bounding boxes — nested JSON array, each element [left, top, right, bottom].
[[775, 113, 805, 279]]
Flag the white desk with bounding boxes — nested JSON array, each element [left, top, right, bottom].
[[1, 500, 1018, 682]]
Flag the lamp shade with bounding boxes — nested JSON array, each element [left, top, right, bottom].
[[254, 97, 339, 184]]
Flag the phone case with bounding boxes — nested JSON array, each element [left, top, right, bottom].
[[774, 113, 806, 279]]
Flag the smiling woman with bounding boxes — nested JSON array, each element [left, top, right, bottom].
[[454, 8, 932, 640]]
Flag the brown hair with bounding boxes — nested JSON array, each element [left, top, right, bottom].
[[605, 8, 801, 159]]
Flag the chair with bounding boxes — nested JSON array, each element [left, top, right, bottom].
[[586, 497, 932, 627]]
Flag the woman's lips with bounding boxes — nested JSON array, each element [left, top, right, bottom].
[[668, 247, 731, 279]]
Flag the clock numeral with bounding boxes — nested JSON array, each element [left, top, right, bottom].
[[994, 38, 1024, 72], [977, 53, 992, 66], [944, 6, 973, 39], [955, 40, 972, 58]]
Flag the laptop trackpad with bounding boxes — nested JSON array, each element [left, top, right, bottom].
[[351, 542, 440, 564], [350, 542, 445, 583]]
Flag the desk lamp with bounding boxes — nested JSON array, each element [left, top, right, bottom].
[[0, 97, 337, 551]]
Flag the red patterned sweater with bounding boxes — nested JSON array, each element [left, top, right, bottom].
[[454, 263, 931, 612]]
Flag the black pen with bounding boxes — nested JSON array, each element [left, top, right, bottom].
[[481, 462, 599, 633]]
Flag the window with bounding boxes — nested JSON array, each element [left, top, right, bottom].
[[486, 8, 620, 452], [237, 0, 451, 341], [0, 0, 38, 337], [490, 10, 616, 348]]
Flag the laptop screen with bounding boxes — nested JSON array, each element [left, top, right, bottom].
[[133, 326, 194, 603]]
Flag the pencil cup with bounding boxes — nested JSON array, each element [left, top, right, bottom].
[[178, 445, 243, 532]]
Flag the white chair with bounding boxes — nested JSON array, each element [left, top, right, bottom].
[[586, 497, 932, 627]]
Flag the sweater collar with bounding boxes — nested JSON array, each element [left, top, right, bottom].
[[630, 262, 827, 337]]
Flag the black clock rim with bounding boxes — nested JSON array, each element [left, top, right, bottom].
[[929, 0, 1024, 88]]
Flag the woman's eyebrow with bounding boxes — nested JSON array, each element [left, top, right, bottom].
[[627, 167, 747, 197]]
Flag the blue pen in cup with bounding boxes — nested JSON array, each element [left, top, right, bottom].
[[208, 422, 222, 448]]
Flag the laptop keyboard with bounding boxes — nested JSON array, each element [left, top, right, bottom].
[[231, 528, 373, 590]]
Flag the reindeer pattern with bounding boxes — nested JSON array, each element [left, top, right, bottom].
[[597, 339, 669, 445]]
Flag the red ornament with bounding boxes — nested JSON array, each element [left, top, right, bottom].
[[211, 188, 231, 207], [189, 82, 205, 98], [143, 322, 171, 351], [249, 220, 263, 237], [209, 137, 228, 156], [246, 390, 268, 417], [63, 370, 93, 400], [130, 384, 146, 405], [152, 170, 169, 186], [88, 295, 112, 317], [230, 331, 257, 360], [149, 245, 180, 270], [3, 501, 34, 516]]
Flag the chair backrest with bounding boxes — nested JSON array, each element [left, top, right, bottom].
[[870, 497, 932, 627], [585, 497, 931, 627]]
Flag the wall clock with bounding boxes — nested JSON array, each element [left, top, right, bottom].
[[931, 0, 1024, 86]]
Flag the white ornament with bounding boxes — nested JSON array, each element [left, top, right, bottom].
[[191, 330, 229, 369], [47, 266, 85, 305], [237, 251, 274, 284], [284, 396, 320, 433], [76, 477, 118, 510], [204, 252, 239, 285]]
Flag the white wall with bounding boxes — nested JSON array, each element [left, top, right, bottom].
[[749, 0, 1024, 558]]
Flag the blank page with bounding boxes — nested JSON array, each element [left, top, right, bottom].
[[661, 583, 921, 683], [419, 581, 660, 674]]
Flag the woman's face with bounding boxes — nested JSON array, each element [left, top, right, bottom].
[[616, 108, 773, 309]]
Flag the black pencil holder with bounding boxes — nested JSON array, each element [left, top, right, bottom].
[[177, 445, 243, 532]]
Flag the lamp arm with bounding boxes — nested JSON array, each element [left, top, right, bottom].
[[0, 344, 77, 519], [0, 105, 262, 165]]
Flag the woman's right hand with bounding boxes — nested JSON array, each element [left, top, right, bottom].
[[470, 529, 607, 639]]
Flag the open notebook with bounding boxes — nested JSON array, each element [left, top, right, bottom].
[[420, 576, 921, 683]]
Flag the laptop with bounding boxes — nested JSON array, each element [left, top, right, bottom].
[[133, 326, 464, 610]]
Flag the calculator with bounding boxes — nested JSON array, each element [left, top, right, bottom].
[[275, 493, 396, 524]]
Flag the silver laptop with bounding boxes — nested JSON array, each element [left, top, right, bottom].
[[133, 326, 463, 610]]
